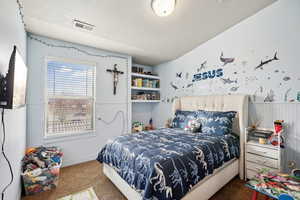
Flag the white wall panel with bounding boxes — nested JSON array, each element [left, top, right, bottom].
[[250, 103, 300, 171]]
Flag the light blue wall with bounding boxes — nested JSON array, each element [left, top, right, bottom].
[[153, 0, 300, 170], [0, 0, 27, 199], [27, 34, 131, 166]]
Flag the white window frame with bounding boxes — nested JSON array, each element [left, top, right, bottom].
[[44, 56, 96, 140]]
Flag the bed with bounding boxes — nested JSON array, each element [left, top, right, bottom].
[[98, 95, 249, 200]]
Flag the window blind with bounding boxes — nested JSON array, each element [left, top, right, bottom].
[[46, 60, 95, 136], [47, 61, 95, 97]]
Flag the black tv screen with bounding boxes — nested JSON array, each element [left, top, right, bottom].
[[0, 46, 27, 109]]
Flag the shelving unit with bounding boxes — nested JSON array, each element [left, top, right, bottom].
[[131, 65, 160, 103], [131, 64, 160, 132]]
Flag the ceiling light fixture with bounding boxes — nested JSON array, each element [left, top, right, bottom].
[[151, 0, 176, 17]]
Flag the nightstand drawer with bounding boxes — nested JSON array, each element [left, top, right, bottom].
[[246, 153, 279, 169], [246, 144, 278, 159], [246, 161, 278, 173]]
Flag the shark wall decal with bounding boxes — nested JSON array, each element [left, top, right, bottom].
[[186, 83, 193, 88], [220, 77, 237, 84], [220, 52, 235, 66], [170, 82, 178, 90], [255, 52, 279, 70]]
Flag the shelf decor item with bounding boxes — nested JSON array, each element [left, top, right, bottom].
[[270, 120, 285, 148], [258, 138, 267, 145]]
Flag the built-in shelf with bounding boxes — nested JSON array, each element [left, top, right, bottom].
[[131, 86, 160, 91], [131, 66, 160, 104], [132, 100, 160, 103], [131, 73, 160, 80]]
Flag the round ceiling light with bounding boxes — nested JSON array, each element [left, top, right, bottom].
[[151, 0, 176, 17]]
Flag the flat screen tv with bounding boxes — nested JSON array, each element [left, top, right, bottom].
[[0, 45, 27, 109]]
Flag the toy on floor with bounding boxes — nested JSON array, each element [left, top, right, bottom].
[[22, 146, 63, 195]]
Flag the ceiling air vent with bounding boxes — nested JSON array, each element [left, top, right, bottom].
[[73, 19, 95, 31]]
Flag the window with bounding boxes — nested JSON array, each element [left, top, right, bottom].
[[45, 58, 96, 138]]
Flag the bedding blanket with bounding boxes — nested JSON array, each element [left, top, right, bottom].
[[97, 128, 240, 200]]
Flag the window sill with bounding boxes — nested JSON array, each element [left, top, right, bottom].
[[43, 131, 96, 144]]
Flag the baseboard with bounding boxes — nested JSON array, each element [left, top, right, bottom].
[[61, 153, 98, 167]]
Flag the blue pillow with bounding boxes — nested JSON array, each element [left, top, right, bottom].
[[172, 110, 197, 129], [196, 110, 236, 135]]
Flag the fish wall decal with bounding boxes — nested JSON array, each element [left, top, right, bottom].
[[284, 88, 292, 102], [197, 61, 207, 72], [241, 61, 248, 67], [230, 86, 239, 92], [186, 83, 193, 88], [264, 90, 275, 102], [170, 82, 178, 90], [255, 52, 279, 70], [176, 72, 182, 78], [185, 72, 189, 80], [220, 52, 235, 66], [220, 77, 237, 84], [260, 86, 263, 93]]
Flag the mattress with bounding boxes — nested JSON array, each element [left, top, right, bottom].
[[97, 128, 240, 200]]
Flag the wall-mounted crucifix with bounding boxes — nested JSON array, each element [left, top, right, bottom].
[[106, 64, 124, 95]]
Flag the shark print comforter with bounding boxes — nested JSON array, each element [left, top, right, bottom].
[[97, 128, 240, 200]]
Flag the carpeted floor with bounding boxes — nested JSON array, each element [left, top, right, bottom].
[[22, 161, 266, 200]]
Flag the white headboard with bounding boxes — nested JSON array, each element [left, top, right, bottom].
[[172, 95, 249, 179]]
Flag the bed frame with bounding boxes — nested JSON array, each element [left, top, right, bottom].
[[104, 95, 249, 200]]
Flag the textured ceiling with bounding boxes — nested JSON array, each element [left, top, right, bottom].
[[22, 0, 276, 66]]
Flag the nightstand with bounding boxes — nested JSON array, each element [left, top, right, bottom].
[[245, 128, 282, 180]]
